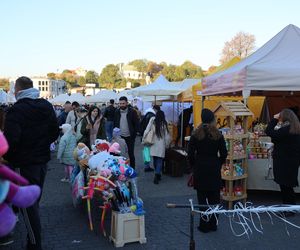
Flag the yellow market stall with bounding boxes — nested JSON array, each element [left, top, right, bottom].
[[185, 57, 265, 127]]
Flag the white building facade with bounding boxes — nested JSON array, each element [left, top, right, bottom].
[[10, 77, 67, 99], [74, 67, 88, 77], [120, 65, 145, 80], [32, 77, 67, 99]]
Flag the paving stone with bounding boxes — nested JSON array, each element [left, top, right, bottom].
[[4, 138, 300, 250]]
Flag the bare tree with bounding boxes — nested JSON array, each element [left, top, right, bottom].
[[220, 31, 256, 64]]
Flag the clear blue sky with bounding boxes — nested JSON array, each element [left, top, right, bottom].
[[1, 0, 300, 77]]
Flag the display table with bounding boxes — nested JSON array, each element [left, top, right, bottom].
[[247, 159, 300, 193]]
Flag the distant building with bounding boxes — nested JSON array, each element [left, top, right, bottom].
[[120, 64, 145, 80], [33, 77, 67, 99], [74, 67, 88, 77], [70, 83, 100, 96], [9, 77, 67, 99], [126, 82, 132, 88]]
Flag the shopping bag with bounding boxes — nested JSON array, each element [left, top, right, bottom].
[[143, 146, 151, 163], [142, 124, 155, 145]]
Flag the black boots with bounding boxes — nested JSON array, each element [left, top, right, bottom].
[[198, 215, 218, 233], [153, 174, 161, 184]]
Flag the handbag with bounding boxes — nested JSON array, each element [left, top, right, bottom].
[[142, 121, 155, 145], [187, 174, 194, 187]]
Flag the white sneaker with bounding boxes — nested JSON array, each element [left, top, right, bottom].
[[60, 178, 69, 183]]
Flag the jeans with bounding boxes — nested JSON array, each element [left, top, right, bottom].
[[122, 136, 136, 169], [105, 121, 114, 142], [153, 156, 163, 174]]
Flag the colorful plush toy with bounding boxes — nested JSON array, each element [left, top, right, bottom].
[[0, 132, 41, 237], [93, 139, 110, 153], [109, 142, 121, 156], [73, 142, 91, 169], [88, 151, 112, 171]]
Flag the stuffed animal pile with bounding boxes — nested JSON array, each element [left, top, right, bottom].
[[0, 132, 41, 237], [70, 139, 145, 235]]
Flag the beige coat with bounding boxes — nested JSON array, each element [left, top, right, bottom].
[[143, 117, 171, 158]]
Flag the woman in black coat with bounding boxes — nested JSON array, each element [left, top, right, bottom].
[[265, 108, 300, 206], [188, 109, 227, 233]]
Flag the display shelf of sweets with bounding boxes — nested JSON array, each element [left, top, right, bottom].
[[221, 125, 249, 140], [213, 101, 253, 209], [253, 123, 267, 136], [247, 133, 269, 159], [220, 185, 246, 200], [222, 161, 248, 180]]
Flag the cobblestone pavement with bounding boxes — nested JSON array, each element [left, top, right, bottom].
[[2, 138, 300, 250]]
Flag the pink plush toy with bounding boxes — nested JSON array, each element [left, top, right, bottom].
[[109, 142, 121, 155], [0, 132, 41, 237]]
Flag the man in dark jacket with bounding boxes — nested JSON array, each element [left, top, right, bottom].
[[175, 106, 193, 147], [57, 101, 71, 126], [114, 96, 139, 168], [4, 76, 59, 250], [104, 99, 116, 142]]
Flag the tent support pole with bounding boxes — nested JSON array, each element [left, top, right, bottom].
[[173, 101, 175, 124], [181, 102, 184, 148], [201, 96, 205, 110]]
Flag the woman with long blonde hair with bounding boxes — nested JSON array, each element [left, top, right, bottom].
[[266, 108, 300, 212]]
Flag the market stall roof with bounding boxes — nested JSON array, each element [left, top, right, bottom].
[[0, 90, 8, 104], [68, 93, 86, 104], [137, 95, 174, 102], [85, 90, 118, 103], [177, 57, 241, 102], [117, 89, 134, 101], [49, 93, 70, 104], [128, 75, 183, 96], [202, 24, 300, 97], [49, 93, 86, 104], [176, 79, 201, 102]]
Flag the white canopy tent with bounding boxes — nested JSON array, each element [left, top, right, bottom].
[[178, 78, 201, 90], [68, 93, 86, 104], [0, 90, 8, 104], [117, 90, 134, 101], [85, 90, 118, 103], [202, 24, 300, 98], [7, 81, 16, 103], [128, 75, 183, 97], [49, 93, 86, 104], [49, 94, 70, 104]]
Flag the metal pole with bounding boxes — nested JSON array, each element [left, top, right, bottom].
[[201, 96, 205, 110], [189, 199, 195, 250], [181, 102, 184, 147], [189, 210, 195, 250], [173, 101, 175, 124], [166, 201, 210, 250]]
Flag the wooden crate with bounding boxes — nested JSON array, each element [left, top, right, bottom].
[[110, 211, 146, 248]]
